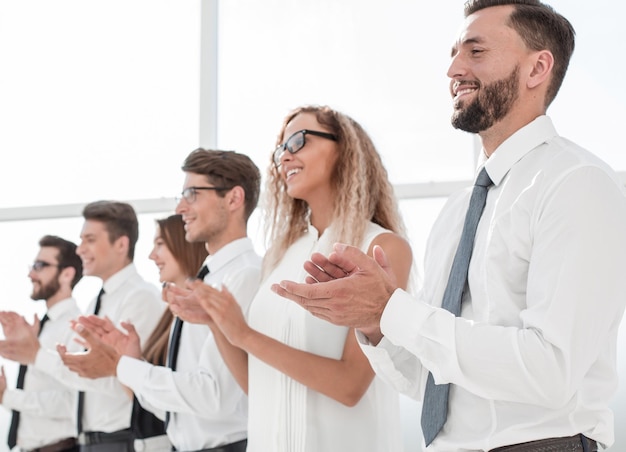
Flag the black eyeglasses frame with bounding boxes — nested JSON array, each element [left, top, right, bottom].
[[273, 129, 338, 167]]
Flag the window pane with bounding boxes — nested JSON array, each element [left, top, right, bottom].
[[216, 0, 475, 184], [0, 0, 201, 208]]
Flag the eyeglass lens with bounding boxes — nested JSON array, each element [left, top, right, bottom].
[[274, 131, 306, 166], [29, 261, 54, 272]]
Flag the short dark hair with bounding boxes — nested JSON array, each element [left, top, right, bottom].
[[182, 149, 261, 222], [464, 0, 575, 107], [82, 201, 139, 261], [38, 235, 83, 288]]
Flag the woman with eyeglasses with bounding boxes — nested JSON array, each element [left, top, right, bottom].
[[179, 105, 413, 451]]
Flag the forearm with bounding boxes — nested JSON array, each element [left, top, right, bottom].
[[2, 388, 76, 417], [35, 347, 124, 394], [211, 327, 248, 393], [237, 326, 374, 406]]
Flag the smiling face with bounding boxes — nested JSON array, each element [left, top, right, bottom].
[[175, 172, 230, 247], [29, 247, 62, 301], [76, 220, 127, 281], [148, 226, 184, 284], [448, 5, 527, 134], [277, 112, 339, 206]]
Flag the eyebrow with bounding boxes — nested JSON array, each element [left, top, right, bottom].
[[451, 36, 485, 57]]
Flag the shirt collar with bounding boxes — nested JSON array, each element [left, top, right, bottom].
[[46, 297, 77, 321], [102, 263, 138, 294], [480, 115, 558, 186], [205, 237, 254, 274]]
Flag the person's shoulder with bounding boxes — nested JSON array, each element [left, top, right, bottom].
[[370, 232, 412, 261], [123, 277, 161, 303]]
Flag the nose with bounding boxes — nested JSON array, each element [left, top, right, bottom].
[[148, 247, 157, 262], [279, 149, 294, 167], [175, 198, 186, 214], [76, 241, 85, 257], [447, 51, 466, 79]]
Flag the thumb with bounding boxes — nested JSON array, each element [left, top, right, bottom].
[[73, 323, 94, 344], [121, 321, 138, 338], [372, 245, 390, 271]]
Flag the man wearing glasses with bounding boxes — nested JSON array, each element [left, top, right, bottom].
[[0, 201, 165, 451], [61, 149, 262, 452], [0, 235, 83, 451]]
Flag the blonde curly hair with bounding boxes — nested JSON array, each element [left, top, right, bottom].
[[262, 105, 406, 274]]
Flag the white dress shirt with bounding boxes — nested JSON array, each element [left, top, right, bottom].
[[34, 264, 165, 433], [2, 298, 81, 450], [117, 238, 262, 451], [359, 116, 626, 451]]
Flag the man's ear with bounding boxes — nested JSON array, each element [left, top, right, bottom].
[[59, 266, 76, 286], [226, 186, 246, 212], [114, 235, 130, 258], [527, 49, 554, 90]]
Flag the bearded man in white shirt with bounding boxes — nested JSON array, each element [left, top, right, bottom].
[[273, 1, 626, 451], [0, 235, 83, 451], [0, 202, 165, 451]]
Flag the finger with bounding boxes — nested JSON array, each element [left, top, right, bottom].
[[328, 243, 370, 274], [310, 253, 349, 279], [56, 344, 68, 355], [302, 260, 330, 283], [185, 278, 207, 289], [304, 275, 318, 285], [73, 337, 88, 348], [121, 322, 138, 339], [271, 281, 332, 308], [73, 323, 97, 343]]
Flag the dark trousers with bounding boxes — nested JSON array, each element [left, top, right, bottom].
[[173, 439, 247, 452], [490, 434, 597, 452], [79, 441, 133, 452]]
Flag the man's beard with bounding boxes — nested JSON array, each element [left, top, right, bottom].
[[31, 276, 61, 301], [452, 65, 520, 133]]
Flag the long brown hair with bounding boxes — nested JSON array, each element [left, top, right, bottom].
[[263, 105, 406, 274], [142, 214, 209, 365]]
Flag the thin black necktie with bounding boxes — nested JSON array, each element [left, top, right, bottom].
[[77, 287, 104, 435], [164, 265, 208, 429], [420, 167, 493, 446], [7, 314, 49, 449]]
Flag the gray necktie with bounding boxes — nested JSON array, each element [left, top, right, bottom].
[[420, 167, 493, 446]]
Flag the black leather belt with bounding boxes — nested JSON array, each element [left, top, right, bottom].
[[28, 437, 78, 452], [490, 434, 597, 452], [77, 429, 133, 446], [174, 439, 248, 452]]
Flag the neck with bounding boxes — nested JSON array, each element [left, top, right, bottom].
[[46, 289, 72, 310], [206, 226, 247, 255], [309, 201, 335, 237], [172, 275, 189, 287], [99, 259, 131, 283], [480, 107, 545, 156]]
